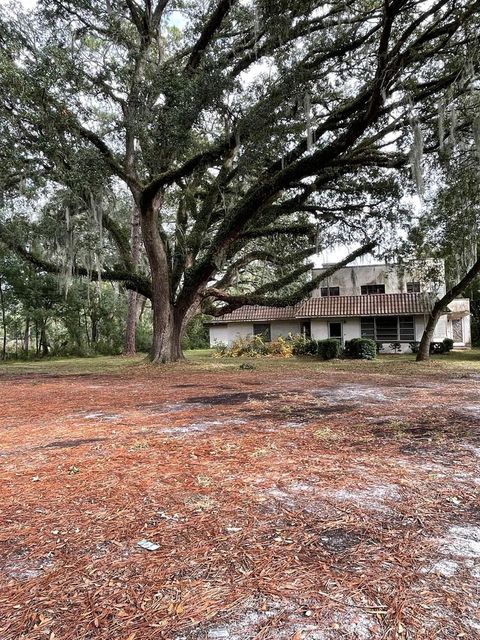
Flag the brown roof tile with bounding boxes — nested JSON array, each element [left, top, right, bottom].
[[297, 293, 434, 317], [214, 293, 435, 323], [215, 304, 300, 323]]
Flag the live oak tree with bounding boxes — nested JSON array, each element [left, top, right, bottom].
[[1, 0, 479, 362], [409, 134, 480, 361]]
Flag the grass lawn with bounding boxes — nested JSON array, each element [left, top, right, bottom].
[[0, 350, 479, 639]]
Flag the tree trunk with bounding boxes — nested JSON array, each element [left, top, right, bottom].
[[417, 313, 438, 362], [91, 316, 98, 343], [417, 255, 480, 362], [140, 197, 185, 363], [0, 276, 6, 360], [40, 322, 49, 357], [23, 316, 30, 355], [124, 290, 138, 355], [124, 206, 141, 356]]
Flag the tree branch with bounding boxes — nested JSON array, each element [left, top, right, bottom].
[[206, 241, 376, 313], [0, 225, 152, 298], [185, 0, 238, 73]]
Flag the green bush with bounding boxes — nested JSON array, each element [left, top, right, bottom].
[[344, 337, 377, 360], [429, 341, 445, 354], [443, 337, 454, 352], [290, 335, 341, 359], [317, 338, 342, 360], [290, 334, 316, 355], [411, 339, 453, 355], [182, 314, 210, 350]]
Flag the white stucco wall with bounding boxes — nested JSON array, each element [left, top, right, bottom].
[[311, 260, 446, 297], [209, 325, 230, 346], [209, 303, 472, 349], [311, 319, 328, 340], [209, 322, 253, 347], [271, 321, 302, 339], [228, 322, 254, 342], [343, 318, 361, 342], [414, 316, 426, 341], [445, 299, 471, 346], [311, 318, 360, 343], [433, 315, 448, 341]]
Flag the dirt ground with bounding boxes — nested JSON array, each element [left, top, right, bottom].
[[0, 356, 479, 639]]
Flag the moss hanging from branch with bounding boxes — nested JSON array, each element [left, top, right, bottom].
[[409, 122, 424, 200]]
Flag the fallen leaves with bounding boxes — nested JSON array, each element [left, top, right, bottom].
[[1, 364, 479, 640]]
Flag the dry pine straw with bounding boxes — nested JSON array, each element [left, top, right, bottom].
[[0, 365, 479, 640]]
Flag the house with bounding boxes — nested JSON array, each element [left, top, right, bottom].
[[208, 260, 471, 352]]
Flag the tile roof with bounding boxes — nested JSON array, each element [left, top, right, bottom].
[[215, 304, 301, 323], [214, 294, 435, 322], [296, 293, 435, 317]]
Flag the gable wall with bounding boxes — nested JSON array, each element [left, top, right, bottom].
[[311, 261, 446, 297]]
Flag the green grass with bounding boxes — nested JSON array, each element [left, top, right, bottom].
[[0, 348, 479, 378], [0, 353, 146, 376]]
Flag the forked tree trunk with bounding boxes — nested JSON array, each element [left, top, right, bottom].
[[150, 303, 185, 363], [417, 255, 480, 362], [124, 206, 141, 356], [140, 196, 186, 363]]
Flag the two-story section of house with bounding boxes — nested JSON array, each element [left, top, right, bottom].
[[208, 259, 471, 352]]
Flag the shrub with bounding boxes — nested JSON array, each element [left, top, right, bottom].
[[410, 340, 453, 355], [267, 336, 293, 358], [443, 337, 454, 352], [290, 335, 341, 359], [409, 341, 420, 353], [317, 338, 342, 360], [214, 335, 292, 358], [429, 341, 445, 354], [344, 337, 377, 360], [389, 341, 402, 354], [290, 334, 316, 355]]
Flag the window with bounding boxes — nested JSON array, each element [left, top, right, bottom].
[[360, 317, 375, 339], [329, 322, 342, 340], [399, 316, 415, 341], [321, 286, 340, 297], [361, 284, 385, 295], [301, 321, 311, 338], [253, 323, 271, 342], [375, 316, 398, 341], [361, 316, 414, 342], [407, 282, 421, 293]]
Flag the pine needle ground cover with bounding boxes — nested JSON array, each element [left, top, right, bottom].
[[0, 357, 479, 639]]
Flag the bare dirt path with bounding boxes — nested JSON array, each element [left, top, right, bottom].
[[0, 363, 479, 639]]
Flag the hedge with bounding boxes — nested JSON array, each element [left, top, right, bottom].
[[317, 338, 342, 360], [291, 336, 341, 359], [344, 337, 377, 360]]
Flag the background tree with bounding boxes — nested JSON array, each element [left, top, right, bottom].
[[403, 88, 480, 361], [1, 0, 479, 361]]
